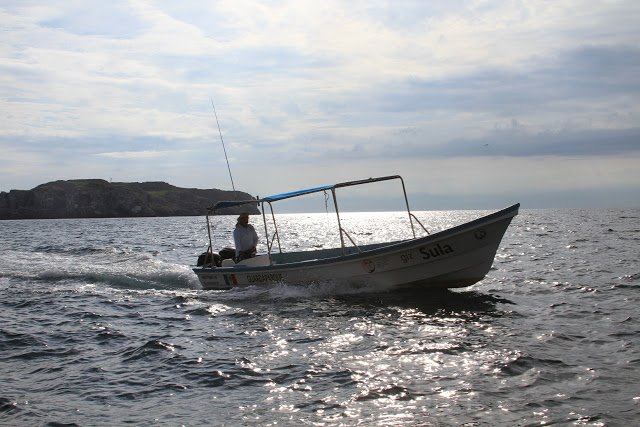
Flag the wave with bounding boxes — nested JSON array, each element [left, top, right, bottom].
[[193, 281, 507, 319], [0, 247, 200, 291], [33, 244, 142, 257], [34, 266, 199, 291], [265, 280, 396, 299], [194, 279, 397, 302]]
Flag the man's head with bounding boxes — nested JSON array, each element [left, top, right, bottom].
[[237, 212, 250, 226]]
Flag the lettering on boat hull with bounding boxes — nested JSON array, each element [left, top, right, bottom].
[[400, 252, 414, 263], [247, 273, 284, 283], [474, 229, 487, 240], [419, 243, 454, 260]]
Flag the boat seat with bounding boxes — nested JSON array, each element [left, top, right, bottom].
[[235, 255, 271, 267], [221, 258, 235, 267]]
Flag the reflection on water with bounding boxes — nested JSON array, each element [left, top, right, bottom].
[[1, 208, 639, 425], [192, 287, 519, 425]]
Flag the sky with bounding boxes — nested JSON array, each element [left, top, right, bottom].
[[1, 0, 639, 210]]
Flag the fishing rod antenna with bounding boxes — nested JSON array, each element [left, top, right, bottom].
[[211, 99, 237, 198]]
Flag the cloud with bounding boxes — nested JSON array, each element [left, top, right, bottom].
[[39, 1, 145, 38], [96, 149, 191, 159], [1, 1, 639, 207]]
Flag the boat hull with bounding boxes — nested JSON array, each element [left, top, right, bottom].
[[193, 204, 519, 291]]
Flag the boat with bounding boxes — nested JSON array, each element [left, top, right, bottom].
[[193, 175, 519, 291]]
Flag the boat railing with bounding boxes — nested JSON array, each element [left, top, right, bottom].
[[340, 227, 362, 254], [410, 213, 430, 235], [267, 231, 278, 254], [207, 174, 429, 262]]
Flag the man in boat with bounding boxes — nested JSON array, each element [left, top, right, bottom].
[[233, 212, 258, 262]]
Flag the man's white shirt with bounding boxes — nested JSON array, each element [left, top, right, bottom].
[[233, 224, 258, 257]]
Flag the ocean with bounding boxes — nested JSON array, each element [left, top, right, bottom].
[[0, 208, 638, 426]]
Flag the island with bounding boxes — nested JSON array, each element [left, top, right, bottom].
[[0, 179, 259, 220]]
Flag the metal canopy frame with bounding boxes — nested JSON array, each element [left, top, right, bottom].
[[205, 175, 428, 263]]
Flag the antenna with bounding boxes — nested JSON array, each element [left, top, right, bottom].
[[211, 100, 237, 196]]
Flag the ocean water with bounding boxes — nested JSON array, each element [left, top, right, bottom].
[[0, 208, 638, 426]]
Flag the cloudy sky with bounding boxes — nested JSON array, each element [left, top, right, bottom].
[[1, 1, 639, 210]]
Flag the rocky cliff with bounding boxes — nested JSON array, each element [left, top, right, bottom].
[[0, 179, 259, 219]]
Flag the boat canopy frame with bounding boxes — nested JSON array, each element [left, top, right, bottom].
[[205, 175, 429, 263]]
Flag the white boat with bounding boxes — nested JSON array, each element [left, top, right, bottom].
[[193, 175, 519, 291]]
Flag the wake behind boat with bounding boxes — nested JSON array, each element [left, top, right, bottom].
[[193, 175, 519, 291]]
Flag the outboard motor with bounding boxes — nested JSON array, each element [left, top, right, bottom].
[[218, 247, 235, 263], [197, 251, 221, 267], [197, 247, 235, 267]]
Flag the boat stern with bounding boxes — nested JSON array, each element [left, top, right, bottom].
[[193, 267, 235, 290]]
